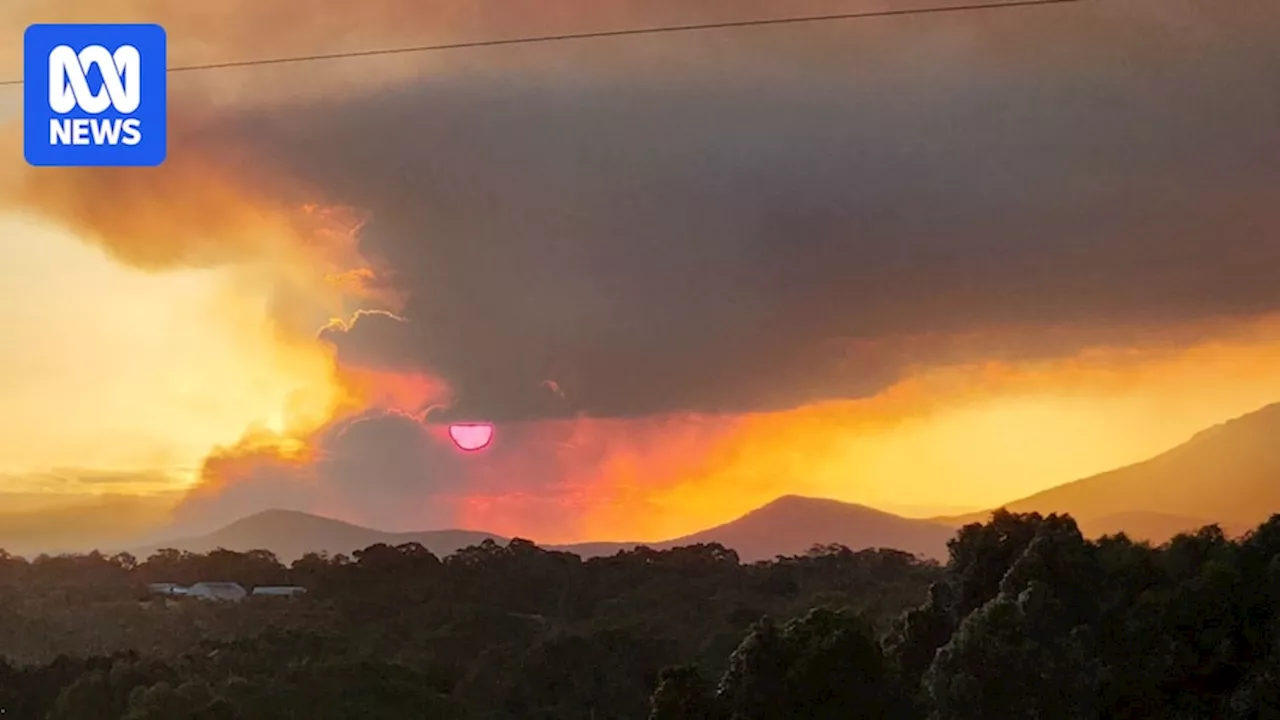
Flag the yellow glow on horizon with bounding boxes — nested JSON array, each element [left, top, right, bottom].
[[0, 213, 347, 488], [565, 324, 1280, 542]]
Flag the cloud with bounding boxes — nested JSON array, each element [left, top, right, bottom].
[[205, 0, 1280, 421], [0, 491, 177, 556], [0, 468, 183, 491], [168, 409, 580, 535], [2, 0, 978, 106], [317, 310, 418, 371], [169, 405, 746, 540], [171, 313, 1280, 543], [9, 0, 1278, 424]]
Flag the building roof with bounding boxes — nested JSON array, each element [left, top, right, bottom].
[[188, 581, 248, 600]]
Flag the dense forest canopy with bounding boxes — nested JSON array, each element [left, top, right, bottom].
[[2, 510, 1279, 718]]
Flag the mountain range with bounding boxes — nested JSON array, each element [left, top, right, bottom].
[[936, 402, 1280, 540], [9, 402, 1280, 563], [131, 495, 958, 563]]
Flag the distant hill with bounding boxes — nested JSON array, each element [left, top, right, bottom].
[[1075, 511, 1239, 545], [938, 402, 1280, 540], [24, 404, 1280, 561], [130, 509, 504, 562], [132, 496, 956, 563], [91, 403, 1280, 561], [650, 495, 954, 561]]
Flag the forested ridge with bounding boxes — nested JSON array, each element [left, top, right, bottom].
[[2, 510, 1279, 719]]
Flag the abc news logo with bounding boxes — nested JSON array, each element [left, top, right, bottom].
[[24, 23, 167, 167], [48, 44, 144, 147]]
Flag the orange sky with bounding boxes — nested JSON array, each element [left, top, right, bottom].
[[448, 326, 1280, 542], [2, 0, 1279, 546]]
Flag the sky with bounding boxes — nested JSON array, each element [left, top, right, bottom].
[[1, 0, 1279, 547]]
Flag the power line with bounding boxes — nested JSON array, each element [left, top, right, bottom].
[[0, 0, 1082, 87]]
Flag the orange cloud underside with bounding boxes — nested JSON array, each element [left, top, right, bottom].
[[442, 318, 1280, 543], [171, 309, 1280, 545]]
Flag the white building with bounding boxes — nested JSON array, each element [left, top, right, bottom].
[[186, 582, 248, 602]]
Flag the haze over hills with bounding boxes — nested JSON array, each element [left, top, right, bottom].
[[1074, 511, 1228, 545], [10, 402, 1280, 561], [548, 496, 957, 562], [161, 399, 1280, 561], [129, 510, 506, 563], [129, 496, 957, 564], [938, 402, 1280, 541], [0, 494, 175, 558]]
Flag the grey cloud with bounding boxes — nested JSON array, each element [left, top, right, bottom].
[[319, 310, 420, 371], [221, 0, 1279, 421], [170, 412, 465, 534], [169, 410, 631, 534]]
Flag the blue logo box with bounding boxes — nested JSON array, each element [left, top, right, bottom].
[[24, 23, 167, 167]]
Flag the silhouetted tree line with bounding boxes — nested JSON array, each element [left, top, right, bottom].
[[3, 510, 1280, 718]]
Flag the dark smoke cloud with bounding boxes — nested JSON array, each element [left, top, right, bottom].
[[214, 0, 1280, 421], [168, 409, 667, 536], [318, 311, 419, 371], [170, 412, 460, 533]]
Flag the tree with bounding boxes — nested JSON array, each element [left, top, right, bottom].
[[494, 628, 669, 720], [947, 510, 1055, 618], [650, 665, 721, 720], [925, 582, 1098, 720], [717, 609, 892, 720], [884, 582, 955, 716]]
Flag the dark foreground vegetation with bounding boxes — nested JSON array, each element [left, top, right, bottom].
[[2, 510, 1280, 718]]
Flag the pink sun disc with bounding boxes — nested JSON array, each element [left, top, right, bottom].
[[448, 423, 494, 452]]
